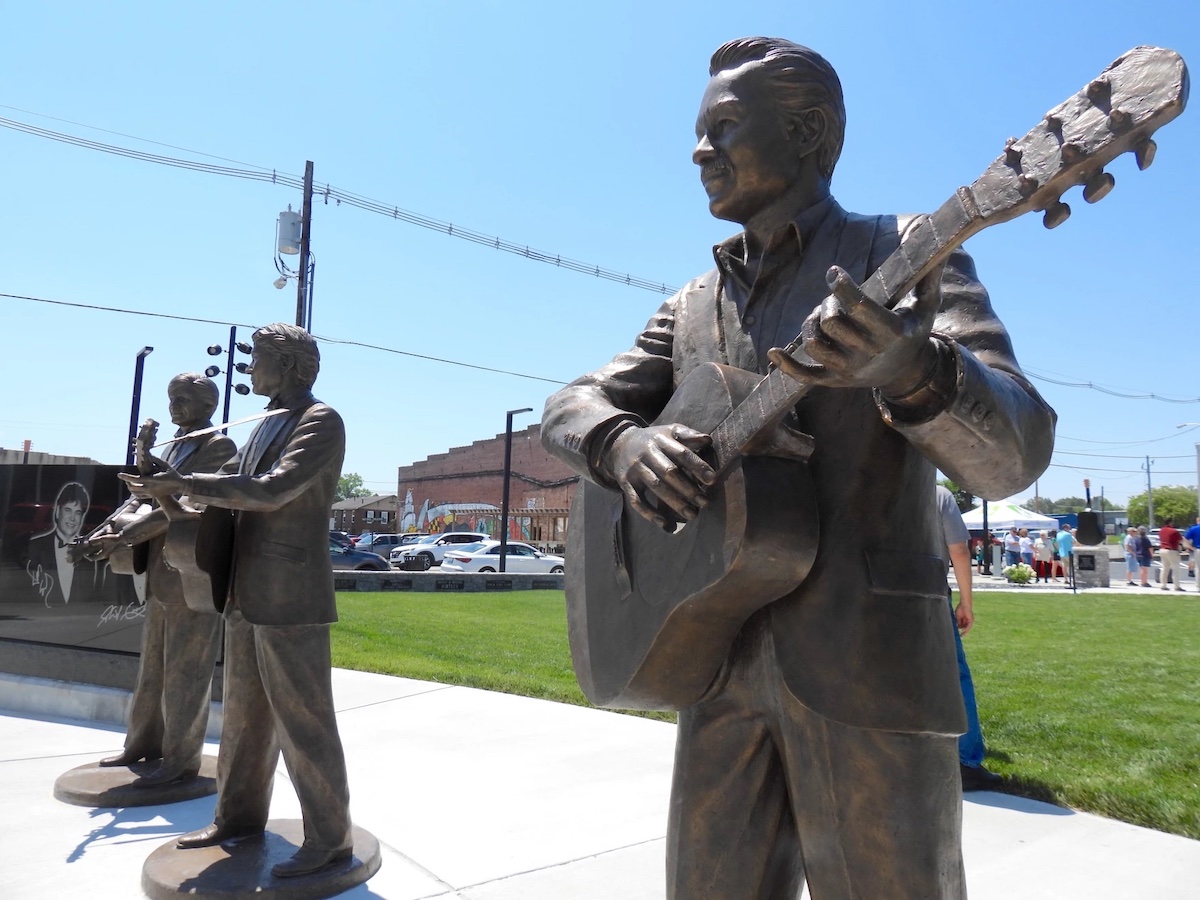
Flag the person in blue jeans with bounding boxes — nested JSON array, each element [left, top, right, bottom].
[[936, 486, 1003, 791]]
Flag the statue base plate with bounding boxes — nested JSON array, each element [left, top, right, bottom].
[[141, 820, 381, 900], [53, 755, 218, 807]]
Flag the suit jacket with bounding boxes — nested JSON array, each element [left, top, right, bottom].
[[25, 531, 100, 606], [186, 392, 345, 626], [542, 200, 1056, 734], [118, 427, 237, 606]]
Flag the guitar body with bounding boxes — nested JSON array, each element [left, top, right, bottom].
[[163, 504, 235, 615], [567, 363, 818, 710]]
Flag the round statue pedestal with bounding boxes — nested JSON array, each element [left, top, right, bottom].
[[141, 819, 381, 900], [53, 755, 218, 807]]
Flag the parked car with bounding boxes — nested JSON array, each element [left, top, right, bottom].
[[440, 540, 566, 574], [1149, 528, 1161, 549], [391, 531, 490, 569], [330, 530, 352, 548], [330, 541, 389, 571], [358, 532, 425, 557]]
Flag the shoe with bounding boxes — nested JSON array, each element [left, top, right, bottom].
[[1177, 588, 1187, 592], [1127, 581, 1136, 586], [1140, 583, 1152, 587], [960, 763, 1004, 792], [98, 749, 154, 767], [177, 823, 263, 849], [271, 845, 352, 878], [136, 765, 198, 787]]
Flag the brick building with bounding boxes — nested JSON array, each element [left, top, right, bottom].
[[396, 424, 578, 552], [331, 494, 399, 534]]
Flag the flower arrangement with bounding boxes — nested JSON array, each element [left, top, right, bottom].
[[1002, 562, 1035, 584]]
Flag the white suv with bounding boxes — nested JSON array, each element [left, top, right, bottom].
[[391, 532, 490, 569]]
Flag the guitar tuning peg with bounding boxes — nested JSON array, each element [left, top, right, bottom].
[[1017, 174, 1039, 197], [1004, 137, 1022, 166], [1060, 142, 1084, 165], [1085, 77, 1111, 105], [1043, 200, 1071, 229], [1108, 108, 1133, 133], [1083, 171, 1115, 203], [1134, 137, 1158, 170]]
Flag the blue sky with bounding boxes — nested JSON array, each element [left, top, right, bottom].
[[1, 0, 1196, 507]]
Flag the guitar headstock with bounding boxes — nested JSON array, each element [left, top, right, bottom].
[[135, 418, 160, 475], [970, 46, 1188, 229]]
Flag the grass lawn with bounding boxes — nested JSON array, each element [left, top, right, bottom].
[[332, 589, 1200, 838], [966, 590, 1200, 839]]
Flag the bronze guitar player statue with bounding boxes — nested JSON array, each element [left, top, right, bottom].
[[543, 37, 1068, 899], [67, 374, 235, 793], [123, 324, 378, 888]]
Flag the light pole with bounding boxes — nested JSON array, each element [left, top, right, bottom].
[[1177, 424, 1200, 524], [205, 328, 252, 428], [126, 346, 154, 465], [499, 407, 533, 572]]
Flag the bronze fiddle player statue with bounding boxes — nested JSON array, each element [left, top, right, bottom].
[[543, 38, 1056, 899]]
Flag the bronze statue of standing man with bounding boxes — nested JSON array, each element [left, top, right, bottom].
[[83, 373, 235, 785], [123, 324, 355, 879], [543, 38, 1055, 898]]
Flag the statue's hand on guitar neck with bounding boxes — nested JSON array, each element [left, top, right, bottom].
[[768, 261, 948, 403], [119, 465, 187, 501], [609, 424, 715, 532]]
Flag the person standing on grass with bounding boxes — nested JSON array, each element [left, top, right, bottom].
[[1034, 530, 1054, 583], [1159, 517, 1186, 592], [1055, 525, 1074, 587], [1123, 527, 1140, 586], [1018, 528, 1034, 569], [1136, 526, 1154, 586], [1004, 527, 1022, 567], [936, 486, 1003, 792], [1184, 516, 1200, 579]]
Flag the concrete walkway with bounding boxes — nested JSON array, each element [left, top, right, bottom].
[[1, 668, 1197, 899]]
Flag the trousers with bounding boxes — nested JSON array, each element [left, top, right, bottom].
[[666, 610, 965, 900]]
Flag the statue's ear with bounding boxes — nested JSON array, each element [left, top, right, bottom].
[[789, 108, 826, 158]]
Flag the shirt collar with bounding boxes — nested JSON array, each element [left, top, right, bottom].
[[712, 195, 837, 275], [267, 388, 315, 411]]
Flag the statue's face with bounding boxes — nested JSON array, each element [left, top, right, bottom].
[[248, 348, 286, 398], [168, 384, 209, 428], [693, 62, 804, 225]]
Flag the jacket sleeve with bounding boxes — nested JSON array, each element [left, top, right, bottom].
[[186, 405, 345, 512], [876, 246, 1056, 499], [541, 285, 684, 484]]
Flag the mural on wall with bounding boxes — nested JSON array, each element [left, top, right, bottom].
[[0, 464, 145, 654]]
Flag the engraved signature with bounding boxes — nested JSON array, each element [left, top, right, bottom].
[[25, 561, 56, 606], [98, 603, 147, 626]]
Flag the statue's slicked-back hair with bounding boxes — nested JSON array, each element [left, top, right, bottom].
[[168, 372, 220, 419], [709, 37, 846, 180], [252, 323, 321, 391]]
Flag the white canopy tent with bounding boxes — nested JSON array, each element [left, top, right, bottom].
[[961, 501, 1059, 532]]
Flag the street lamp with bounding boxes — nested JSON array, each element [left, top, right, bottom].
[[126, 346, 154, 465], [499, 407, 533, 572], [1177, 423, 1200, 524], [205, 327, 253, 428]]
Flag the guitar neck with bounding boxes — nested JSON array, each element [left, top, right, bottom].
[[708, 189, 983, 474]]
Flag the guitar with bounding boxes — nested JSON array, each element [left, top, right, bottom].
[[568, 45, 1189, 711], [132, 419, 232, 614]]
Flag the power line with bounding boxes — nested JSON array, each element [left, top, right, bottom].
[[0, 291, 567, 385], [1025, 367, 1200, 404], [0, 113, 676, 296]]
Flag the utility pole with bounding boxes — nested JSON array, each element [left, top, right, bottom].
[[1144, 455, 1155, 526], [296, 160, 314, 330]]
